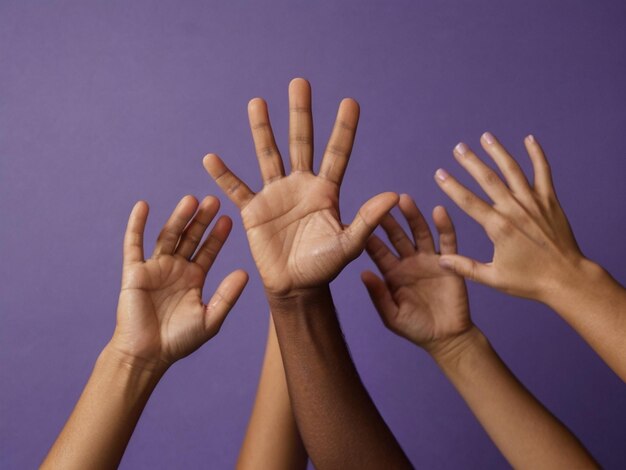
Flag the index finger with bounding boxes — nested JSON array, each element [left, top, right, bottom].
[[318, 98, 359, 186], [203, 153, 255, 209], [123, 201, 149, 265], [434, 168, 497, 229]]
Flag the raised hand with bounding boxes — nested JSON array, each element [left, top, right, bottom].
[[433, 133, 585, 303], [434, 132, 626, 382], [43, 196, 249, 470], [362, 194, 472, 351], [111, 195, 248, 367], [203, 78, 398, 297]]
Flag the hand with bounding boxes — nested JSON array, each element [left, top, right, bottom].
[[433, 133, 586, 304], [203, 78, 398, 297], [110, 195, 248, 368], [362, 194, 472, 351]]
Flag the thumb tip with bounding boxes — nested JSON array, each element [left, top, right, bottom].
[[439, 257, 455, 271]]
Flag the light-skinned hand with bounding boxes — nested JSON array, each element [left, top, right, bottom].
[[433, 133, 586, 305], [362, 194, 472, 352], [110, 195, 248, 368], [203, 78, 398, 298]]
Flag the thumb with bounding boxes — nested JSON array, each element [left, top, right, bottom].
[[204, 269, 249, 336], [439, 255, 493, 285], [344, 192, 399, 257]]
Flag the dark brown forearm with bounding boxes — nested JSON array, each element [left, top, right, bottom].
[[269, 285, 412, 470]]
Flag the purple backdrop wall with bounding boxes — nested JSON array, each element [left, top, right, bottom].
[[1, 1, 625, 468]]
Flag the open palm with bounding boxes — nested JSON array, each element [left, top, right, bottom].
[[203, 79, 397, 296], [111, 196, 248, 367], [362, 195, 472, 350]]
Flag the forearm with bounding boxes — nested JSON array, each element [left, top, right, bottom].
[[237, 316, 307, 470], [42, 343, 165, 470], [269, 285, 412, 470], [544, 259, 626, 381], [431, 327, 596, 469]]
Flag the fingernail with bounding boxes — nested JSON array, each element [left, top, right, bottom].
[[526, 134, 535, 143], [435, 168, 449, 182], [482, 132, 495, 144], [439, 258, 453, 270], [454, 142, 469, 155]]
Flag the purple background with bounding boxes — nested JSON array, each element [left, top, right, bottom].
[[2, 1, 625, 468]]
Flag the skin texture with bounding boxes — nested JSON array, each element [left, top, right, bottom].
[[204, 78, 412, 469], [363, 195, 598, 469], [42, 196, 248, 470], [237, 317, 308, 470], [434, 133, 626, 382]]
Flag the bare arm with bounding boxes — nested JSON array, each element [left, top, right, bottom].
[[434, 133, 626, 381], [433, 327, 596, 469], [363, 195, 596, 469], [204, 78, 411, 469], [237, 317, 307, 470], [42, 196, 248, 469], [269, 286, 411, 469]]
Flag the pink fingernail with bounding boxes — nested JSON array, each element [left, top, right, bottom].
[[526, 134, 535, 143], [483, 132, 495, 144], [435, 169, 449, 182], [454, 142, 469, 155]]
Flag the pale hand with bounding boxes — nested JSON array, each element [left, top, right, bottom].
[[434, 133, 585, 304], [362, 194, 472, 350], [110, 196, 248, 368], [203, 78, 398, 297]]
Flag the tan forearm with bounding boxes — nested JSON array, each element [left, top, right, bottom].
[[237, 316, 307, 470], [545, 259, 626, 382], [42, 344, 165, 470], [431, 327, 597, 469]]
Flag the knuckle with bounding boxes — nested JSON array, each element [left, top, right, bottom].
[[289, 134, 313, 145], [483, 170, 501, 186], [492, 218, 515, 238], [326, 144, 349, 158], [257, 146, 278, 158], [461, 193, 474, 208]]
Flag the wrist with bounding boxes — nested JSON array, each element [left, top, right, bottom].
[[427, 325, 487, 369], [541, 257, 610, 311], [101, 341, 170, 378], [266, 284, 332, 312]]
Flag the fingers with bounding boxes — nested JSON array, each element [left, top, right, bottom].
[[434, 168, 499, 231], [480, 132, 532, 195], [175, 196, 221, 259], [380, 213, 415, 257], [123, 201, 149, 265], [398, 194, 435, 253], [192, 215, 233, 273], [318, 98, 360, 186], [203, 154, 255, 209], [344, 192, 399, 257], [248, 98, 285, 184], [524, 134, 555, 199], [453, 142, 514, 205], [153, 196, 199, 257], [361, 271, 398, 323], [365, 235, 399, 275], [439, 254, 495, 285], [205, 269, 249, 335], [288, 78, 314, 172], [432, 206, 457, 255]]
